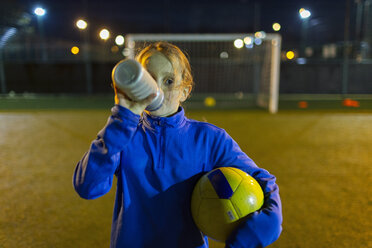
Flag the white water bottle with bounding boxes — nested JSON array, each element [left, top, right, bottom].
[[112, 59, 164, 111]]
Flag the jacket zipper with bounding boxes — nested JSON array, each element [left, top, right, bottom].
[[160, 126, 166, 169], [157, 123, 166, 169]]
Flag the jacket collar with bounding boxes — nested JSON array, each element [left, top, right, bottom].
[[141, 107, 186, 128]]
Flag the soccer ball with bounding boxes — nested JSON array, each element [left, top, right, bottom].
[[191, 167, 264, 242]]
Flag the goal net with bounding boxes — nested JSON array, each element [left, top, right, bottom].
[[124, 34, 281, 113]]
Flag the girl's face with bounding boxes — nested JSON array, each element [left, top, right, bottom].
[[142, 52, 190, 117]]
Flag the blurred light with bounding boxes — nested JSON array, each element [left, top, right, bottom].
[[115, 35, 125, 46], [219, 51, 229, 59], [99, 29, 110, 40], [0, 27, 17, 48], [71, 46, 80, 55], [305, 47, 314, 57], [123, 48, 131, 57], [286, 51, 295, 60], [76, 19, 87, 30], [245, 43, 254, 49], [356, 54, 363, 63], [111, 45, 119, 53], [128, 40, 135, 49], [322, 44, 337, 59], [299, 8, 311, 19], [234, 39, 244, 49], [254, 38, 262, 45], [272, 23, 281, 31], [17, 14, 31, 26], [243, 36, 253, 45], [301, 10, 311, 18], [34, 7, 46, 16], [296, 58, 307, 64], [254, 31, 266, 39]]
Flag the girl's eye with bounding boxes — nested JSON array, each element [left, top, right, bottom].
[[164, 79, 174, 85]]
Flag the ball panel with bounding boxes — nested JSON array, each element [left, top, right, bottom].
[[190, 181, 203, 223], [197, 198, 239, 241], [214, 167, 242, 193], [198, 172, 219, 198], [207, 168, 235, 199], [198, 167, 242, 198], [230, 176, 264, 218], [228, 166, 250, 178]]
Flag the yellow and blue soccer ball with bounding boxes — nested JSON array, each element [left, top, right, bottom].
[[191, 167, 264, 242]]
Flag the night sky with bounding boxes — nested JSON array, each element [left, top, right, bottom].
[[4, 0, 348, 50]]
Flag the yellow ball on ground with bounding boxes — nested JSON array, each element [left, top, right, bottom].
[[204, 97, 216, 107], [191, 167, 264, 242]]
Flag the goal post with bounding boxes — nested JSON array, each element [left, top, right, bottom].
[[124, 33, 281, 113], [256, 34, 281, 113]]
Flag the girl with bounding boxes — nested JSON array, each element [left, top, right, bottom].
[[73, 42, 282, 248]]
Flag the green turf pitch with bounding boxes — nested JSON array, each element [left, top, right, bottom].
[[0, 109, 371, 248]]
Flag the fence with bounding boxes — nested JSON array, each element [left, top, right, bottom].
[[1, 43, 371, 95]]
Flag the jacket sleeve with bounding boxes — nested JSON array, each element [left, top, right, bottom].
[[73, 105, 140, 200], [211, 130, 282, 248]]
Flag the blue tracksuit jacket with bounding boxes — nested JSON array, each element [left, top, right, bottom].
[[73, 105, 282, 248]]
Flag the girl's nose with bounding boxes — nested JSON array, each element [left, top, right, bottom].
[[156, 79, 163, 88]]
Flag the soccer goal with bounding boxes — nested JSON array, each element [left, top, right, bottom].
[[124, 34, 281, 113]]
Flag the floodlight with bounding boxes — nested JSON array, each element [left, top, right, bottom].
[[272, 23, 281, 31], [76, 20, 87, 30], [99, 29, 110, 40], [34, 7, 46, 16], [299, 8, 311, 19], [234, 39, 244, 49], [115, 35, 125, 46]]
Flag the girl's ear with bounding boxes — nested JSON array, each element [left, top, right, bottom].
[[180, 86, 191, 102]]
